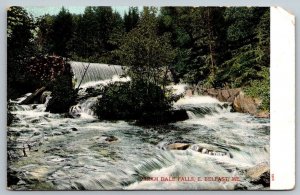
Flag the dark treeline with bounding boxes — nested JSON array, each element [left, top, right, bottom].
[[7, 6, 270, 111]]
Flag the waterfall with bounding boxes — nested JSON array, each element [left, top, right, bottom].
[[70, 61, 124, 88]]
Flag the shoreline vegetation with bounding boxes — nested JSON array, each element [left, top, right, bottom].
[[8, 6, 270, 124], [7, 6, 270, 190]]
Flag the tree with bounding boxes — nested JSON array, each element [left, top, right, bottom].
[[124, 7, 139, 32], [158, 7, 193, 83], [117, 7, 176, 90], [187, 7, 227, 87], [50, 7, 74, 57], [36, 14, 55, 53], [7, 6, 36, 99], [67, 7, 125, 63], [217, 7, 269, 88]]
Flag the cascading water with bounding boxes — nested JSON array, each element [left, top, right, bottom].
[[8, 81, 270, 190], [70, 61, 124, 88]]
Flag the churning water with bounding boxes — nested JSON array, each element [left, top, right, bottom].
[[8, 78, 269, 190]]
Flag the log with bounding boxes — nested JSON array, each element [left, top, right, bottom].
[[20, 86, 46, 104]]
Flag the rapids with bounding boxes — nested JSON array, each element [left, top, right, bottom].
[[7, 82, 270, 190]]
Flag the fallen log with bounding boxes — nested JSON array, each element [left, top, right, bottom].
[[20, 86, 46, 104]]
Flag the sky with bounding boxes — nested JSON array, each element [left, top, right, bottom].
[[25, 6, 142, 18]]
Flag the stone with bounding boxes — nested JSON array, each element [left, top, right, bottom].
[[246, 163, 270, 187], [71, 127, 78, 131], [221, 90, 230, 100], [185, 89, 193, 97], [167, 143, 190, 150], [40, 91, 52, 104], [105, 136, 118, 142], [233, 92, 258, 115], [256, 111, 270, 118], [7, 168, 20, 187]]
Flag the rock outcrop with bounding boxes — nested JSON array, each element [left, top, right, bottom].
[[189, 86, 268, 117], [246, 163, 270, 187], [166, 143, 190, 150], [201, 88, 241, 103], [233, 92, 258, 115]]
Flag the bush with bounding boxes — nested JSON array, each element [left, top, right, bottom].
[[46, 75, 77, 113], [93, 80, 181, 124], [244, 67, 270, 111]]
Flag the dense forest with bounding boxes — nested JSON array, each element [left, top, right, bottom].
[[7, 7, 271, 190], [7, 6, 270, 111]]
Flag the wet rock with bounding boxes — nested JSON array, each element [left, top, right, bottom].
[[71, 127, 78, 131], [246, 163, 270, 187], [250, 171, 270, 187], [233, 92, 258, 115], [40, 91, 52, 104], [190, 144, 230, 157], [105, 136, 118, 142], [167, 143, 190, 150], [53, 131, 63, 136], [7, 168, 20, 187], [69, 105, 82, 118], [201, 88, 241, 103], [44, 147, 61, 153], [234, 183, 248, 190], [33, 131, 41, 136], [256, 111, 270, 118]]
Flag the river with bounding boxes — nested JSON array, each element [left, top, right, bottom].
[[7, 81, 270, 190]]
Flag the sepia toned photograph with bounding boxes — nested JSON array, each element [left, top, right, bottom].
[[7, 6, 271, 190]]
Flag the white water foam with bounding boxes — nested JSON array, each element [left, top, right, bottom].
[[174, 96, 221, 106]]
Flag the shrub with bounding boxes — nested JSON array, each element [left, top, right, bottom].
[[244, 67, 270, 111], [93, 80, 180, 124], [46, 75, 77, 113]]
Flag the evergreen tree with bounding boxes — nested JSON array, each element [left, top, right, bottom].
[[124, 7, 139, 32], [217, 7, 269, 87], [36, 14, 55, 53], [158, 7, 193, 83], [67, 6, 125, 63], [116, 7, 176, 89], [7, 6, 36, 99], [50, 7, 74, 57]]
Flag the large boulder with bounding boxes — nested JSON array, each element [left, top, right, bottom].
[[40, 91, 52, 104], [201, 88, 241, 103], [167, 143, 190, 150], [233, 92, 258, 115], [246, 163, 270, 187]]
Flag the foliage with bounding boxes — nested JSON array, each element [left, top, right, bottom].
[[215, 7, 270, 88], [7, 6, 37, 99], [46, 74, 77, 113], [67, 7, 125, 63], [124, 7, 140, 32], [116, 7, 176, 89], [93, 80, 180, 123], [25, 55, 73, 90], [8, 6, 270, 113], [244, 67, 270, 111], [49, 7, 74, 57]]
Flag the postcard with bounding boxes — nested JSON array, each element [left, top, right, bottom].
[[7, 6, 295, 190]]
